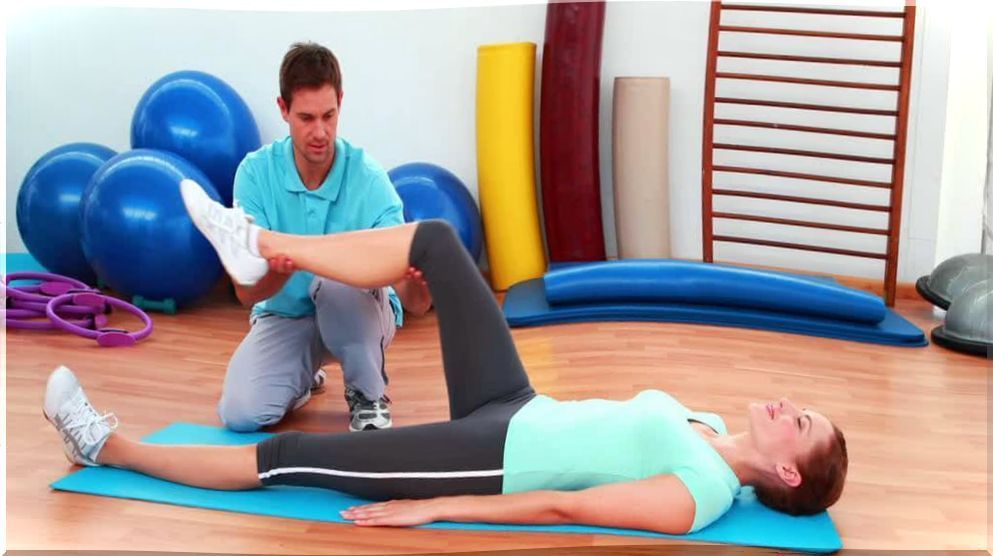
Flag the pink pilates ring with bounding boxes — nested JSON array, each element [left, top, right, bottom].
[[46, 292, 152, 347]]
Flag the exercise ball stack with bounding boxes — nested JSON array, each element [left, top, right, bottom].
[[13, 70, 260, 312], [131, 70, 261, 206], [81, 150, 223, 311], [15, 143, 118, 283], [388, 162, 484, 262]]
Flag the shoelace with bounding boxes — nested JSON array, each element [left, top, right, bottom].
[[205, 204, 252, 233], [204, 204, 253, 252], [63, 395, 119, 446], [347, 390, 391, 412], [357, 395, 391, 412]]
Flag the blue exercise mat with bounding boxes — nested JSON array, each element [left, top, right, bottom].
[[504, 278, 926, 347], [50, 423, 843, 553]]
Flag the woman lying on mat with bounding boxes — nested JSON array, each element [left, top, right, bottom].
[[42, 180, 848, 534]]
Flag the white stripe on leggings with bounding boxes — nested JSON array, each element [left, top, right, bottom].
[[258, 466, 503, 481]]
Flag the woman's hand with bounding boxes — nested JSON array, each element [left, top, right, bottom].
[[341, 498, 445, 527], [339, 478, 695, 534]]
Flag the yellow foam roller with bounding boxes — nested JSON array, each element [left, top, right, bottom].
[[476, 42, 547, 291]]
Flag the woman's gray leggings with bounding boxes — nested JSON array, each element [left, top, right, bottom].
[[256, 220, 536, 499]]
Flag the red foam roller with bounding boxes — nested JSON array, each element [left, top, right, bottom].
[[539, 0, 607, 262]]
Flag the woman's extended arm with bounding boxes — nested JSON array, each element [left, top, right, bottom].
[[341, 474, 696, 534]]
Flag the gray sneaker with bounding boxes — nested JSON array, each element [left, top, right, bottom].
[[343, 387, 392, 432], [291, 368, 327, 412], [43, 365, 118, 466]]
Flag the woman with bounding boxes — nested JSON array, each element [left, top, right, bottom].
[[42, 179, 847, 534]]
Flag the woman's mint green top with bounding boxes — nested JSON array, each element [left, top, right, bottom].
[[502, 390, 741, 532]]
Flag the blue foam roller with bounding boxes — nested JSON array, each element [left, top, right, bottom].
[[506, 278, 926, 347], [544, 261, 887, 325]]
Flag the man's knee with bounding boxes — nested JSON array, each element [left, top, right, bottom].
[[309, 277, 360, 302], [310, 276, 387, 314], [217, 388, 289, 432]]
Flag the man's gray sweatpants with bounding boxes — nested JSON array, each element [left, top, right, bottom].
[[218, 277, 397, 432]]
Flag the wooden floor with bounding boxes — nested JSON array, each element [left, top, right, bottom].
[[5, 287, 989, 553]]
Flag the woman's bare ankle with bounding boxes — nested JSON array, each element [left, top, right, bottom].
[[256, 229, 275, 259], [94, 432, 127, 466]]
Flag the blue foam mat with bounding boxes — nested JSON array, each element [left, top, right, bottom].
[[51, 423, 843, 553], [504, 278, 926, 347]]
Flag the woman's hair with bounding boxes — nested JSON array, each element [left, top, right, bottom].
[[279, 42, 342, 108], [753, 423, 848, 515]]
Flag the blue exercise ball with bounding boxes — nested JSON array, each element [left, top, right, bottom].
[[131, 70, 261, 206], [388, 162, 483, 262], [16, 143, 118, 283], [80, 149, 223, 307]]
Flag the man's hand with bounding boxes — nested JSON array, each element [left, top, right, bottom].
[[232, 255, 295, 307], [403, 266, 426, 287], [268, 254, 296, 275], [394, 266, 432, 317]]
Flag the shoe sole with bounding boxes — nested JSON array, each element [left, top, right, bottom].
[[349, 419, 392, 433]]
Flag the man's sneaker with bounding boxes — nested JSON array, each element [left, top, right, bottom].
[[344, 387, 392, 432], [291, 369, 327, 412], [179, 178, 268, 286], [43, 365, 118, 467]]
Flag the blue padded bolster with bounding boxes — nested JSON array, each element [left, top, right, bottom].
[[543, 261, 887, 325]]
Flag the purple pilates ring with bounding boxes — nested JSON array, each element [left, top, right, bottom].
[[5, 308, 45, 319], [4, 272, 93, 303], [46, 292, 152, 347], [5, 315, 101, 330], [9, 297, 105, 316], [2, 282, 50, 303], [4, 309, 101, 330], [5, 271, 90, 289], [12, 285, 42, 294]]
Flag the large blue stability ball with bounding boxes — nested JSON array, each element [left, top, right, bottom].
[[16, 143, 118, 283], [80, 149, 223, 307], [131, 70, 260, 206], [388, 162, 483, 262]]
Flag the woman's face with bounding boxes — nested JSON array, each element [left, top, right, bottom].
[[747, 398, 835, 478]]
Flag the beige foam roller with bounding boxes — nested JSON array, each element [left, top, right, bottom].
[[612, 77, 671, 259]]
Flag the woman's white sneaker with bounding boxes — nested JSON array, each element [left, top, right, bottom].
[[179, 178, 268, 286], [43, 366, 118, 467]]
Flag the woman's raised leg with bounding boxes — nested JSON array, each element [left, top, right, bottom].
[[257, 224, 418, 289], [259, 221, 533, 418], [182, 178, 533, 420]]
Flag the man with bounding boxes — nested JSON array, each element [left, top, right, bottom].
[[220, 41, 431, 433]]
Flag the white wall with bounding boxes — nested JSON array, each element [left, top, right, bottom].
[[984, 10, 993, 256], [3, 0, 973, 282], [930, 3, 988, 265]]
